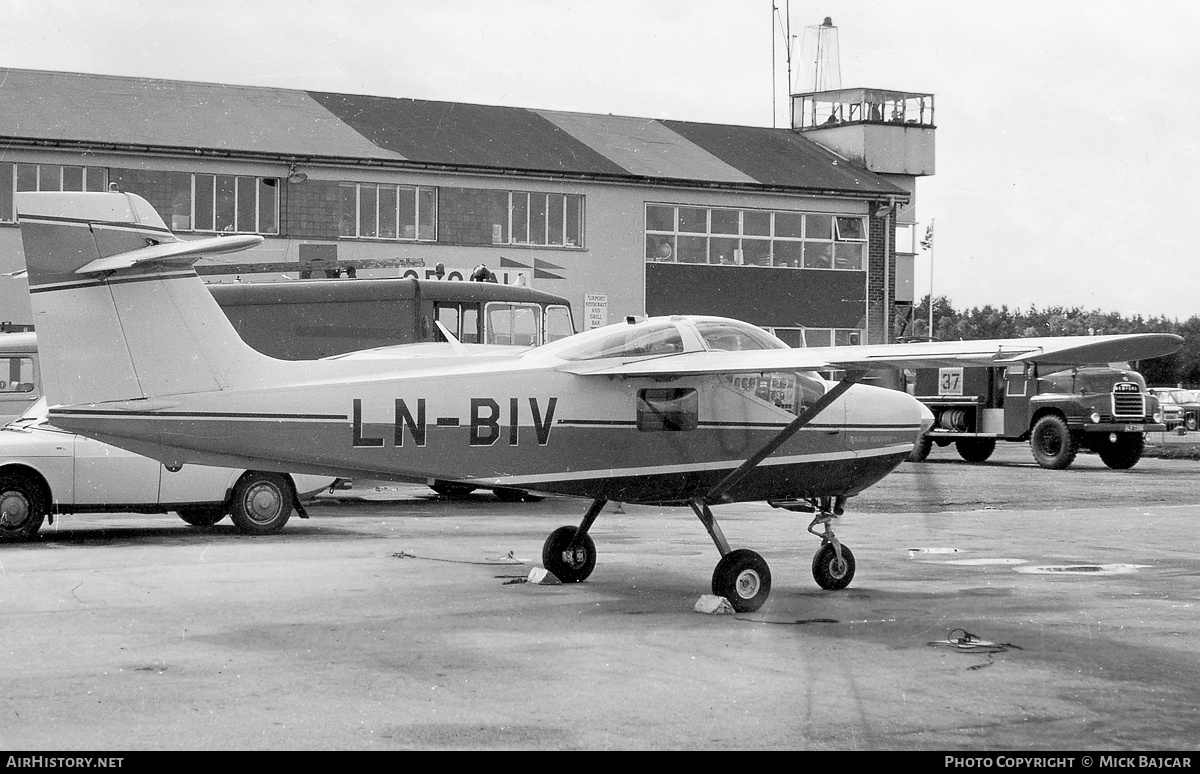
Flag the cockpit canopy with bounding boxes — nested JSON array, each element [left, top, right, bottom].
[[547, 316, 788, 362]]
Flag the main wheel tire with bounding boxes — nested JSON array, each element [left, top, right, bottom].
[[955, 438, 996, 463], [712, 549, 772, 613], [907, 435, 932, 462], [228, 472, 292, 535], [430, 481, 476, 498], [1030, 415, 1079, 469], [176, 506, 227, 527], [541, 525, 596, 583], [1097, 432, 1145, 470], [0, 474, 46, 542], [812, 542, 856, 590]]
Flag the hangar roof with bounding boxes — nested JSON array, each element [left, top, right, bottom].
[[0, 67, 905, 198]]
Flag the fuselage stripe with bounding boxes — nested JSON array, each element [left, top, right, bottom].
[[467, 444, 913, 486]]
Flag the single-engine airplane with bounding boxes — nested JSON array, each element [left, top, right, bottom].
[[16, 192, 1183, 611]]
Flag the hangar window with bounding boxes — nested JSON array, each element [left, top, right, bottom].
[[508, 192, 584, 248], [106, 169, 279, 235], [768, 327, 864, 348], [338, 183, 436, 241], [3, 163, 109, 221], [14, 163, 109, 194], [193, 174, 279, 234], [644, 205, 867, 272]]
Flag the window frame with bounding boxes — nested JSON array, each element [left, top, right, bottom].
[[644, 204, 869, 271], [338, 182, 438, 242]]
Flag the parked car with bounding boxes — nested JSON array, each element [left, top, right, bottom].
[[1148, 388, 1200, 431], [0, 399, 343, 542]]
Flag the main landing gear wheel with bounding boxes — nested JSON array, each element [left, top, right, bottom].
[[229, 471, 293, 535], [712, 549, 772, 613], [542, 525, 596, 584], [812, 542, 856, 590]]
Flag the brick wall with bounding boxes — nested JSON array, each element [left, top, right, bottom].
[[866, 211, 895, 345]]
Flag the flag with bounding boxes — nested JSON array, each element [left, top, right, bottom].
[[919, 221, 934, 251]]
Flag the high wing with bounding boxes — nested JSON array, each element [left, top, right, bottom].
[[558, 334, 1183, 378]]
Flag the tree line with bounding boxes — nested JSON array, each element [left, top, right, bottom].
[[898, 296, 1200, 387]]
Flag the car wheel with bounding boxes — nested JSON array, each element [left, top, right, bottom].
[[228, 471, 293, 535], [0, 474, 47, 542], [177, 506, 227, 527]]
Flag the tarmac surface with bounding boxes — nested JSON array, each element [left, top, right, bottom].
[[2, 443, 1199, 750]]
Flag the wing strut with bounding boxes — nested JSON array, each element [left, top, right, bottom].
[[702, 370, 865, 505]]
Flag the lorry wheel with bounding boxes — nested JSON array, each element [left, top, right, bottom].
[[1097, 433, 1144, 470], [955, 438, 996, 463], [1030, 415, 1078, 469], [907, 435, 932, 462], [1188, 415, 1198, 432]]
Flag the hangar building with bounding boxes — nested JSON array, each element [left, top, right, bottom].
[[0, 67, 934, 345]]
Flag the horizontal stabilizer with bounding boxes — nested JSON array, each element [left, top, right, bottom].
[[77, 233, 263, 275]]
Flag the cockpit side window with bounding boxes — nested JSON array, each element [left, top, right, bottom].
[[637, 388, 698, 432], [556, 322, 684, 361], [695, 321, 787, 352]]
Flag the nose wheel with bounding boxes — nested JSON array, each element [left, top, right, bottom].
[[807, 507, 855, 590]]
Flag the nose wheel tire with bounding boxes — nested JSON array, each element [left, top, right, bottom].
[[542, 525, 596, 584], [0, 476, 45, 542], [812, 543, 855, 590], [229, 472, 293, 535], [712, 549, 772, 613]]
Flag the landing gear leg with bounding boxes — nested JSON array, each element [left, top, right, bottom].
[[542, 497, 605, 583], [807, 499, 855, 590], [689, 499, 771, 613]]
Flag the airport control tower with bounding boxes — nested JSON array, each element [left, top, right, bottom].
[[788, 17, 936, 328]]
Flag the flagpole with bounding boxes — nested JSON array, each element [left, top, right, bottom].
[[924, 219, 935, 339]]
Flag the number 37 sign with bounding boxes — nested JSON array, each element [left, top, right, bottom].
[[938, 367, 964, 396]]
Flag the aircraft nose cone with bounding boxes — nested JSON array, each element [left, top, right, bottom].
[[918, 401, 935, 435]]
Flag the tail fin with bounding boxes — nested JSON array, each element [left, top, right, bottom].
[[17, 191, 270, 407]]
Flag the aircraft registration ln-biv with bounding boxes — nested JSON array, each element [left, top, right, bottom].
[[15, 192, 1183, 611]]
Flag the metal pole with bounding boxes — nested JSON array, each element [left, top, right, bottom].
[[927, 219, 935, 339]]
